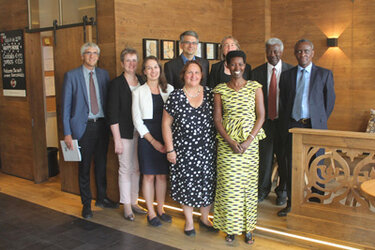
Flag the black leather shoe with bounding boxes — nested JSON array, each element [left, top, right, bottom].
[[95, 198, 119, 209], [276, 196, 287, 206], [184, 228, 196, 236], [82, 205, 93, 219], [258, 192, 267, 202], [147, 215, 162, 227], [157, 212, 172, 223], [199, 219, 218, 232], [277, 206, 291, 217]]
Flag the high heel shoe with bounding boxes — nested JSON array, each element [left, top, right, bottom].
[[225, 234, 235, 242], [245, 232, 254, 244]]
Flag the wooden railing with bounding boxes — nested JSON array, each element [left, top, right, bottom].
[[288, 128, 375, 248]]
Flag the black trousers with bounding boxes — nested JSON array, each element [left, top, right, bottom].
[[78, 119, 109, 206], [258, 119, 287, 198]]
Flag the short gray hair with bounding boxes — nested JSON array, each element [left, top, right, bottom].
[[266, 38, 284, 52], [120, 48, 138, 62], [180, 30, 199, 43], [80, 42, 100, 56], [295, 39, 314, 51]]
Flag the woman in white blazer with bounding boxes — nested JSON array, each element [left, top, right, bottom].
[[132, 56, 174, 227]]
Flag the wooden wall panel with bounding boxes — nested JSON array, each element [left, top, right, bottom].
[[0, 0, 28, 31], [233, 0, 269, 68], [234, 0, 375, 132], [96, 0, 116, 79], [26, 32, 48, 183], [0, 0, 47, 182], [114, 0, 232, 75]]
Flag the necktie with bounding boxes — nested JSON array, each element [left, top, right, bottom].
[[292, 69, 305, 121], [89, 71, 99, 115], [268, 67, 277, 120]]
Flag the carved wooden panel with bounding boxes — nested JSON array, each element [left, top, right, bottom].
[[303, 147, 375, 212]]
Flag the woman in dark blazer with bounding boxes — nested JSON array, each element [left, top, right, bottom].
[[208, 36, 252, 89], [107, 48, 147, 221]]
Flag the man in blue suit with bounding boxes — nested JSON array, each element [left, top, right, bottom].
[[277, 39, 335, 217], [62, 42, 118, 219]]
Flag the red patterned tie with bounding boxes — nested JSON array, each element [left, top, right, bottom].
[[268, 68, 277, 120], [89, 72, 99, 115]]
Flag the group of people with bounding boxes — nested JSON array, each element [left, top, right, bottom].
[[61, 29, 335, 244]]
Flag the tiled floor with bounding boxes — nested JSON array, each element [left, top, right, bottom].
[[0, 193, 177, 250]]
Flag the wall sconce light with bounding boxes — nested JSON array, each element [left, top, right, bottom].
[[327, 38, 338, 47]]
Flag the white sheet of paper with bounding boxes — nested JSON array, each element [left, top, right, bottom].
[[43, 47, 54, 71], [60, 140, 81, 162], [44, 76, 55, 96]]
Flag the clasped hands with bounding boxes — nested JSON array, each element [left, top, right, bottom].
[[228, 138, 253, 154]]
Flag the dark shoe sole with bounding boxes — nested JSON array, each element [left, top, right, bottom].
[[157, 213, 172, 223], [245, 232, 254, 244], [225, 234, 235, 242], [199, 220, 218, 232], [184, 229, 196, 236], [277, 207, 291, 217], [147, 216, 162, 227]]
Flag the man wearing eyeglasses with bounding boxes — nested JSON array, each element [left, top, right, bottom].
[[62, 42, 118, 219], [277, 39, 335, 217], [164, 30, 209, 89]]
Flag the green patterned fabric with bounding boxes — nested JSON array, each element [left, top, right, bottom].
[[212, 81, 265, 235]]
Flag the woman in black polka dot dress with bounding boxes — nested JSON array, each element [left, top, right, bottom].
[[163, 61, 216, 236]]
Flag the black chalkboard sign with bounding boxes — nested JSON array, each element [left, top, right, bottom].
[[0, 29, 26, 97]]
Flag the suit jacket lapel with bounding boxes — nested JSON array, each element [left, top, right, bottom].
[[79, 67, 89, 107], [291, 66, 298, 100], [281, 62, 288, 72], [260, 64, 268, 113], [177, 56, 184, 68], [309, 64, 318, 99]]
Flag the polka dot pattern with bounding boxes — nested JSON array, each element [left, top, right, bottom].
[[164, 87, 216, 207]]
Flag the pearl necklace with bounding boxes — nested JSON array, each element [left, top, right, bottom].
[[183, 86, 201, 98]]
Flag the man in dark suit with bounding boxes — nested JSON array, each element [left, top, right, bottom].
[[252, 38, 293, 206], [62, 42, 118, 219], [164, 30, 209, 88], [277, 39, 335, 216]]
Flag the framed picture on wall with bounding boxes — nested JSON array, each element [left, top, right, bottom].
[[160, 40, 175, 60], [205, 42, 218, 60], [142, 38, 159, 58], [195, 42, 205, 58], [175, 41, 183, 56]]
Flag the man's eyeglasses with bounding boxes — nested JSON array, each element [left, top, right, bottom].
[[181, 41, 198, 46], [83, 51, 99, 56]]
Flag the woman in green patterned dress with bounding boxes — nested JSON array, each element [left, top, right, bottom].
[[212, 50, 265, 244]]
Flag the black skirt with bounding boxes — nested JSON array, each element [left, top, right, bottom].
[[138, 94, 169, 175]]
